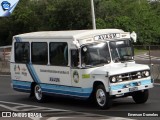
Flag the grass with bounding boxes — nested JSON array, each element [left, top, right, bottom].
[[134, 48, 148, 55]]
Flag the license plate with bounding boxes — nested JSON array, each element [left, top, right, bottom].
[[129, 87, 138, 92]]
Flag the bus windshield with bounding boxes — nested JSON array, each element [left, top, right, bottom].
[[109, 40, 134, 63], [81, 42, 111, 67]]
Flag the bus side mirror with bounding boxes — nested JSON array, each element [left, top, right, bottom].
[[130, 31, 137, 43]]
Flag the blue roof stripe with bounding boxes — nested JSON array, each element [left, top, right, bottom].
[[14, 37, 22, 42]]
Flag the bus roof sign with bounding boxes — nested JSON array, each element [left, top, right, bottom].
[[94, 33, 120, 41], [94, 32, 137, 42]]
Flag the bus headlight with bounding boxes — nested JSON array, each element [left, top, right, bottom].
[[110, 75, 123, 83], [137, 72, 142, 78], [110, 76, 117, 83], [143, 71, 150, 77], [117, 75, 123, 82]]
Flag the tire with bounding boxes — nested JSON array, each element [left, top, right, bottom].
[[132, 89, 149, 104], [34, 84, 45, 103], [94, 84, 112, 109]]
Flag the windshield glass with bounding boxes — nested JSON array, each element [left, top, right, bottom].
[[109, 40, 134, 63], [81, 42, 111, 67]]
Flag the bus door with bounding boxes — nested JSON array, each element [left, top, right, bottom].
[[70, 49, 82, 87]]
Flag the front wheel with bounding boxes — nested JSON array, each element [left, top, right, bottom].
[[132, 89, 149, 104], [94, 85, 112, 109], [34, 84, 45, 103]]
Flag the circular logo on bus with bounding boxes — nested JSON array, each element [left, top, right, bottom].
[[73, 70, 79, 83]]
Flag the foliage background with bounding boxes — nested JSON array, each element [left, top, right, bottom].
[[0, 0, 160, 45]]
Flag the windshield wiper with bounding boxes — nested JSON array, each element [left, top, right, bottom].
[[119, 55, 134, 62], [94, 63, 106, 67], [83, 63, 105, 68]]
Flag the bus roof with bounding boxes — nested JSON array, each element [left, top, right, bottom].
[[0, 45, 12, 49], [14, 29, 125, 40]]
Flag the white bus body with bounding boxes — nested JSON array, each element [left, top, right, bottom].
[[10, 29, 153, 109]]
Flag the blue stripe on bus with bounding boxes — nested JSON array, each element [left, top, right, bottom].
[[12, 80, 31, 91], [12, 80, 92, 98], [14, 37, 22, 42], [40, 84, 92, 98], [42, 88, 90, 98], [13, 85, 30, 90], [110, 79, 152, 91], [26, 64, 41, 83]]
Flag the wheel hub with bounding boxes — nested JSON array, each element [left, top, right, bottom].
[[35, 85, 42, 100], [96, 89, 106, 106]]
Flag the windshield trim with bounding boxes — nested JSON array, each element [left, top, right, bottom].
[[109, 39, 134, 63], [80, 42, 111, 68]]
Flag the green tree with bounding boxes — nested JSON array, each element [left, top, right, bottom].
[[0, 0, 160, 46], [95, 0, 160, 45], [53, 0, 92, 30]]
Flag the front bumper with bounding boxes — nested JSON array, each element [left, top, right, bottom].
[[109, 79, 153, 95]]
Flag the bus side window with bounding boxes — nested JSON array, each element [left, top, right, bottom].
[[64, 45, 68, 65], [71, 50, 79, 67], [50, 42, 68, 66], [15, 42, 30, 63], [31, 42, 48, 65]]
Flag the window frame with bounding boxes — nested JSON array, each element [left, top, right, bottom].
[[80, 42, 111, 68], [49, 42, 68, 66], [31, 42, 48, 65], [14, 42, 30, 63], [70, 49, 79, 68]]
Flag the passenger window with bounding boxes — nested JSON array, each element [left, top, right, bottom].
[[71, 50, 79, 67], [50, 42, 68, 66], [31, 42, 48, 65], [15, 42, 30, 63]]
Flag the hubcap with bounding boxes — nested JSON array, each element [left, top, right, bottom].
[[35, 85, 42, 100], [96, 89, 106, 107]]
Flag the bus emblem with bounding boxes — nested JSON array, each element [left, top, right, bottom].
[[73, 71, 79, 83]]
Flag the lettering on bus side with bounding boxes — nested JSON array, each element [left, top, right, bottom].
[[49, 77, 60, 83], [40, 69, 69, 74]]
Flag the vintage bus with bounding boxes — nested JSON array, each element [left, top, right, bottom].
[[10, 29, 153, 109]]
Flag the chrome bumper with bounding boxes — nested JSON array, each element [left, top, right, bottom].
[[109, 79, 153, 95]]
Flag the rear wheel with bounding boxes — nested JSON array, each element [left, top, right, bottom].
[[132, 89, 149, 104], [34, 84, 45, 102], [94, 84, 112, 109]]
